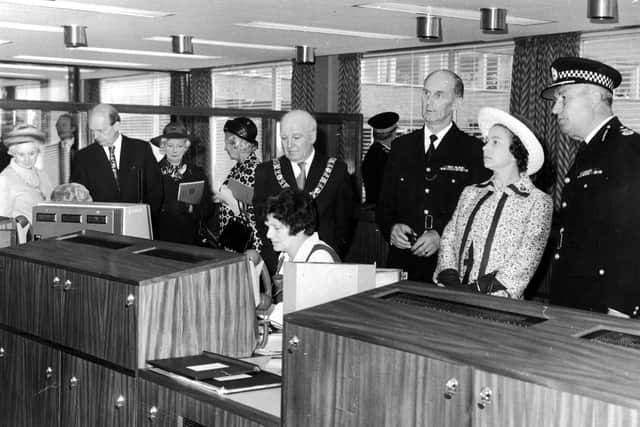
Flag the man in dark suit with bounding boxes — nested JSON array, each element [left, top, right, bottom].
[[71, 104, 162, 214], [254, 110, 354, 275], [544, 57, 640, 318], [377, 70, 488, 282]]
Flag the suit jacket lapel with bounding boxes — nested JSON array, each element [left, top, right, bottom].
[[117, 137, 131, 184]]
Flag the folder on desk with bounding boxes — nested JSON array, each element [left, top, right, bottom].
[[203, 370, 281, 395], [147, 352, 259, 380]]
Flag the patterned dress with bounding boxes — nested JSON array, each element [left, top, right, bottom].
[[435, 174, 552, 299], [217, 151, 261, 251]]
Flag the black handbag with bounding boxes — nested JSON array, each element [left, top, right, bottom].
[[218, 218, 253, 253]]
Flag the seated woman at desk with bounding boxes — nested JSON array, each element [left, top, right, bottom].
[[434, 107, 552, 299], [154, 122, 213, 245], [0, 124, 54, 231]]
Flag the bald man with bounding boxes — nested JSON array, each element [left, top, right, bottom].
[[253, 110, 354, 275], [377, 70, 489, 282], [71, 103, 162, 214]]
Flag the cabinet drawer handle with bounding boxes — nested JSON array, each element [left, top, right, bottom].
[[287, 335, 300, 353], [477, 386, 492, 409], [69, 376, 79, 389], [52, 276, 61, 288], [125, 294, 135, 307], [444, 377, 458, 399], [63, 279, 72, 291], [115, 395, 126, 409], [148, 406, 158, 420], [45, 366, 54, 380], [0, 346, 5, 358]]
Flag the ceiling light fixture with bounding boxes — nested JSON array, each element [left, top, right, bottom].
[[416, 15, 441, 41], [0, 40, 11, 46], [0, 72, 45, 78], [145, 36, 293, 51], [354, 3, 550, 26], [0, 0, 173, 17], [295, 45, 315, 64], [171, 35, 193, 54], [0, 63, 67, 72], [237, 21, 412, 39], [63, 25, 87, 48], [480, 8, 507, 33], [75, 46, 217, 59], [587, 0, 618, 20], [14, 55, 148, 67]]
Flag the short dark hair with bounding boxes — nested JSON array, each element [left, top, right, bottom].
[[495, 124, 529, 173], [266, 188, 318, 236]]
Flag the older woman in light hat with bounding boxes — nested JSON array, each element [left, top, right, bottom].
[[0, 124, 54, 225], [434, 107, 552, 299]]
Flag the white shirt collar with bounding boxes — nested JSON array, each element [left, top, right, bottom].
[[290, 148, 315, 176], [424, 122, 452, 152], [278, 232, 322, 273], [102, 133, 123, 167], [584, 116, 615, 145]]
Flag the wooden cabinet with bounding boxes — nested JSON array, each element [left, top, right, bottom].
[[284, 281, 640, 427], [0, 231, 256, 427]]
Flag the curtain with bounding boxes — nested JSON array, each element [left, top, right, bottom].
[[188, 69, 211, 168], [509, 32, 580, 210], [338, 53, 361, 114], [291, 59, 315, 112]]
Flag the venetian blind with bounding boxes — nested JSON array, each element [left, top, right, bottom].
[[99, 73, 171, 141], [581, 31, 640, 132]]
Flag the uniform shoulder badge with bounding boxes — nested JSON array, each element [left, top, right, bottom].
[[619, 125, 635, 136]]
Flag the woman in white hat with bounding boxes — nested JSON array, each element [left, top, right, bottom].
[[434, 107, 552, 299], [0, 124, 54, 225]]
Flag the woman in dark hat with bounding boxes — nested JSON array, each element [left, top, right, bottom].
[[0, 124, 54, 226], [153, 122, 213, 245], [214, 117, 262, 252]]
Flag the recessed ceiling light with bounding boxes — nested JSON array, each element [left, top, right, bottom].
[[354, 3, 552, 26], [75, 47, 219, 59], [0, 21, 61, 32], [237, 21, 412, 39], [0, 72, 45, 78], [14, 55, 149, 67], [145, 36, 294, 51], [0, 0, 173, 18], [0, 40, 11, 45], [0, 63, 67, 72]]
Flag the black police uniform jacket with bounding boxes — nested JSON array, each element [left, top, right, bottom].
[[253, 154, 354, 275], [550, 117, 640, 316], [362, 141, 390, 204], [376, 123, 488, 282]]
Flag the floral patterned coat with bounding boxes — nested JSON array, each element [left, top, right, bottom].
[[434, 174, 552, 299]]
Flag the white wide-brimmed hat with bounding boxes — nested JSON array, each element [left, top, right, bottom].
[[478, 107, 544, 175]]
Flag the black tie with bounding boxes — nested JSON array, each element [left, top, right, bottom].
[[426, 134, 437, 163]]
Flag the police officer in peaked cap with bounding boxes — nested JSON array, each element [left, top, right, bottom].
[[543, 56, 640, 318], [362, 112, 399, 204]]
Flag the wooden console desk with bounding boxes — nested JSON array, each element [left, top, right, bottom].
[[0, 230, 258, 427], [284, 281, 640, 427]]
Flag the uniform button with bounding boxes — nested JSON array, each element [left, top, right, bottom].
[[424, 209, 429, 215], [425, 188, 430, 194], [564, 177, 571, 184], [598, 269, 605, 276], [426, 167, 432, 173], [560, 227, 564, 233], [583, 184, 588, 189], [633, 306, 640, 316], [554, 253, 560, 260], [561, 201, 567, 208], [451, 179, 456, 183]]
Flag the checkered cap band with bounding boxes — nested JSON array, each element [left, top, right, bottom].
[[557, 69, 615, 90]]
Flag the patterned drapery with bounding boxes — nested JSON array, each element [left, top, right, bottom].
[[509, 32, 580, 210], [188, 68, 212, 168], [291, 60, 316, 112], [170, 71, 191, 108], [338, 53, 361, 114]]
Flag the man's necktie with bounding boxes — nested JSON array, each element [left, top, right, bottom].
[[296, 161, 306, 190], [108, 145, 119, 189], [426, 134, 438, 163]]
